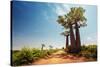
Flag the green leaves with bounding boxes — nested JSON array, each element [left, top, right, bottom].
[[57, 7, 87, 29], [57, 16, 65, 24], [12, 47, 58, 66], [80, 45, 97, 59], [12, 47, 34, 66], [61, 31, 70, 36]]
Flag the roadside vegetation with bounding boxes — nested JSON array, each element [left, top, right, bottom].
[[12, 44, 97, 66], [12, 47, 59, 66]]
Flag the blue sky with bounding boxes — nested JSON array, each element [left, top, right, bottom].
[[12, 1, 97, 50]]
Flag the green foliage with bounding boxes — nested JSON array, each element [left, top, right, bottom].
[[80, 45, 97, 59], [12, 47, 34, 66], [12, 51, 21, 66], [67, 45, 97, 60], [12, 45, 97, 66], [12, 47, 58, 66]]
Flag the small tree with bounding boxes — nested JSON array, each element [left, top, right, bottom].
[[49, 45, 53, 49], [61, 30, 70, 49], [41, 44, 45, 50]]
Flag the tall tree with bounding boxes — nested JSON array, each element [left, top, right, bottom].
[[57, 7, 87, 53], [61, 31, 69, 49], [57, 15, 76, 53], [69, 7, 87, 52]]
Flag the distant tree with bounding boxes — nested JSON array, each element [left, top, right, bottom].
[[62, 47, 64, 49], [49, 45, 53, 49], [41, 44, 45, 50], [61, 30, 70, 49]]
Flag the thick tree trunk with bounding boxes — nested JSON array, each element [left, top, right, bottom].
[[65, 35, 69, 52], [75, 22, 81, 52], [66, 35, 69, 48], [69, 24, 76, 53]]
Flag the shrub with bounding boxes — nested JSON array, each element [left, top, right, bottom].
[[12, 52, 21, 66], [12, 47, 56, 66], [80, 45, 97, 59], [12, 47, 34, 66], [32, 48, 48, 58]]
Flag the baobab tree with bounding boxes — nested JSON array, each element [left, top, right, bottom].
[[41, 44, 45, 50], [57, 14, 76, 53], [57, 7, 87, 53], [61, 30, 70, 50], [68, 7, 87, 52]]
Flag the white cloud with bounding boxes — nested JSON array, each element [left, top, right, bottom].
[[42, 4, 70, 21], [87, 37, 92, 41], [82, 33, 97, 45], [47, 4, 70, 16], [62, 4, 70, 11], [54, 4, 70, 15]]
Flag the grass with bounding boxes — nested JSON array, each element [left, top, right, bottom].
[[80, 45, 97, 59], [12, 47, 58, 66], [67, 45, 97, 60]]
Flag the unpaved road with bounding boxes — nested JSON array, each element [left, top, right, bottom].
[[32, 50, 93, 65]]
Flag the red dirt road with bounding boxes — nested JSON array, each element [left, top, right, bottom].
[[32, 50, 92, 65]]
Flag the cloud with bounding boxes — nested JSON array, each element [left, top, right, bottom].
[[42, 4, 70, 21], [82, 33, 97, 45], [87, 37, 92, 41], [47, 4, 70, 16], [53, 4, 70, 16]]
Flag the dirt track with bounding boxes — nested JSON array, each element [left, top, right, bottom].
[[32, 50, 91, 65]]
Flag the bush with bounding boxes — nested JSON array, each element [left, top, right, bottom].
[[12, 47, 34, 66], [80, 45, 97, 59], [32, 49, 48, 58], [12, 52, 21, 66], [12, 47, 57, 66]]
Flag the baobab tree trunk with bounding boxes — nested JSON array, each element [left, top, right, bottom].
[[75, 22, 81, 52], [65, 35, 69, 52], [66, 35, 69, 48], [69, 24, 76, 53]]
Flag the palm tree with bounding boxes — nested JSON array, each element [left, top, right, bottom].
[[41, 44, 45, 50], [69, 7, 87, 52], [61, 30, 70, 49]]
